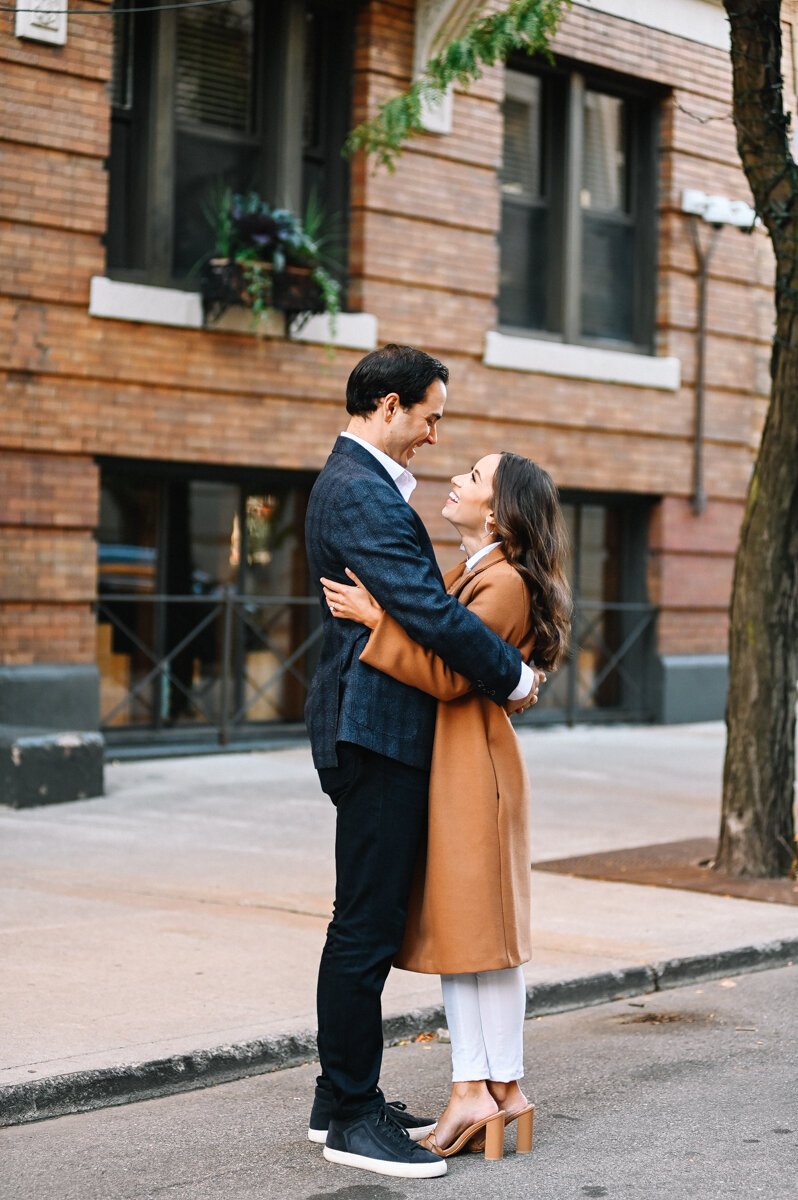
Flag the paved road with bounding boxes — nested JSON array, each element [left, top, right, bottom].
[[2, 965, 796, 1200]]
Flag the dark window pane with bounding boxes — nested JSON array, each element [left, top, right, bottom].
[[175, 0, 255, 132], [188, 481, 240, 592], [301, 0, 356, 287], [500, 70, 548, 329], [578, 505, 612, 603], [111, 6, 134, 111], [582, 91, 627, 212], [97, 475, 161, 727], [499, 203, 548, 329], [500, 76, 543, 200], [581, 215, 634, 341], [238, 489, 310, 722], [107, 118, 137, 269], [303, 8, 321, 152], [107, 7, 152, 271], [173, 133, 258, 276]]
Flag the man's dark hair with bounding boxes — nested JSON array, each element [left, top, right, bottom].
[[346, 344, 449, 415]]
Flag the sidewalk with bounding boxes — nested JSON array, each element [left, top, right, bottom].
[[2, 723, 797, 1125]]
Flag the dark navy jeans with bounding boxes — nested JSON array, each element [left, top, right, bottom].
[[315, 741, 429, 1123]]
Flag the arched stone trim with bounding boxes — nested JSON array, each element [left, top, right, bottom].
[[414, 0, 486, 133]]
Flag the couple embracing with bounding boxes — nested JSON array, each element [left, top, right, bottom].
[[304, 344, 571, 1180]]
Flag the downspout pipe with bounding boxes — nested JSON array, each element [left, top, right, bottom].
[[688, 216, 721, 516]]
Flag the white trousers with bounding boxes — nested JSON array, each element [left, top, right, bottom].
[[440, 966, 526, 1082]]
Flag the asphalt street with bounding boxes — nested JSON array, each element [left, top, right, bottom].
[[2, 965, 796, 1200]]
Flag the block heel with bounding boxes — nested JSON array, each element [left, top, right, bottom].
[[483, 1110, 506, 1160], [514, 1105, 534, 1153]]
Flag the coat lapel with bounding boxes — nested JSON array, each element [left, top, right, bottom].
[[448, 545, 507, 598]]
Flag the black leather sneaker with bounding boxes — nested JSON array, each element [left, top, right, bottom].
[[323, 1107, 446, 1178], [308, 1096, 436, 1144]]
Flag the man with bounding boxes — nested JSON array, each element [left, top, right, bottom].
[[304, 344, 537, 1179]]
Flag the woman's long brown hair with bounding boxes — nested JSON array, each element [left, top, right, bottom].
[[491, 453, 572, 671]]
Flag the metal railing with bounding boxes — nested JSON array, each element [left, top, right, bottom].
[[96, 591, 658, 745], [96, 590, 322, 745], [532, 600, 658, 725]]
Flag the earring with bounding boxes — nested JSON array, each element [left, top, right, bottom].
[[484, 517, 493, 536]]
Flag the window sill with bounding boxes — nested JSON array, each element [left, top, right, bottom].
[[484, 331, 681, 391], [89, 278, 378, 350], [90, 276, 203, 329]]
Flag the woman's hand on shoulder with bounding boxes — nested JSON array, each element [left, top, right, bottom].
[[321, 568, 383, 630]]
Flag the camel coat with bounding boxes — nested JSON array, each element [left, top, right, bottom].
[[358, 546, 534, 975]]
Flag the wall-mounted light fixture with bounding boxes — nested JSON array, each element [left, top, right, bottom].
[[682, 188, 758, 229]]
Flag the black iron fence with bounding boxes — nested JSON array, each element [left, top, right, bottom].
[[529, 600, 658, 725], [96, 590, 322, 745], [96, 592, 658, 747]]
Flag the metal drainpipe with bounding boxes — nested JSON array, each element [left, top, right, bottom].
[[688, 216, 722, 516]]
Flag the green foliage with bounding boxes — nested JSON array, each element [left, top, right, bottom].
[[209, 189, 342, 327], [345, 0, 570, 170]]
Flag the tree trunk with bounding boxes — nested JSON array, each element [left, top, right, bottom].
[[717, 0, 798, 876], [717, 342, 798, 875]]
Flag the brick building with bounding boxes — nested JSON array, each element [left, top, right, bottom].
[[0, 0, 783, 785]]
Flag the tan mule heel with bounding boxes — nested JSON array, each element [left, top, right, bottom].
[[513, 1104, 535, 1153], [422, 1110, 506, 1160], [483, 1110, 506, 1160], [469, 1103, 534, 1154]]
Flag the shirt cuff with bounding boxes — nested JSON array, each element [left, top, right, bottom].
[[508, 661, 534, 701]]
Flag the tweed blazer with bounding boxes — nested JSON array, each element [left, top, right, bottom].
[[304, 436, 524, 770]]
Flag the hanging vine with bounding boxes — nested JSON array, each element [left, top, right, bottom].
[[345, 0, 570, 170]]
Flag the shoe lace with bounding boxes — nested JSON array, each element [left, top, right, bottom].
[[378, 1107, 411, 1146]]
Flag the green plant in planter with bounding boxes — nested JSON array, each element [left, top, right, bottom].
[[206, 189, 342, 332]]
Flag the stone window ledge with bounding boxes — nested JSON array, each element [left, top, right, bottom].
[[484, 331, 681, 391], [88, 277, 378, 351]]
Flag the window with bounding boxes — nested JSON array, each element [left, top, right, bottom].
[[96, 461, 319, 739], [529, 495, 657, 723], [499, 63, 659, 349], [106, 0, 355, 288]]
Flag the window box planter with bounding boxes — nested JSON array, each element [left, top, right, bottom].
[[201, 191, 341, 332], [202, 258, 326, 324]]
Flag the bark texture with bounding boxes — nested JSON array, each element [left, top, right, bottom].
[[717, 0, 798, 876]]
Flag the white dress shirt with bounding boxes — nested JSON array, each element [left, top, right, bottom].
[[339, 432, 532, 700], [465, 540, 502, 572]]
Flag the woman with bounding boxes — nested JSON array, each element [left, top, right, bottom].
[[321, 451, 571, 1160]]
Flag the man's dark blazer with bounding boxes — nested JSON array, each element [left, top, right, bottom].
[[304, 436, 524, 770]]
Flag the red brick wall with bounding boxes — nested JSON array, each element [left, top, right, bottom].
[[0, 0, 777, 672], [0, 451, 98, 663]]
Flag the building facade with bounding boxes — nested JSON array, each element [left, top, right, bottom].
[[0, 0, 782, 779]]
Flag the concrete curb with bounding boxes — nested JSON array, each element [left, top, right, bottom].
[[2, 937, 796, 1128]]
